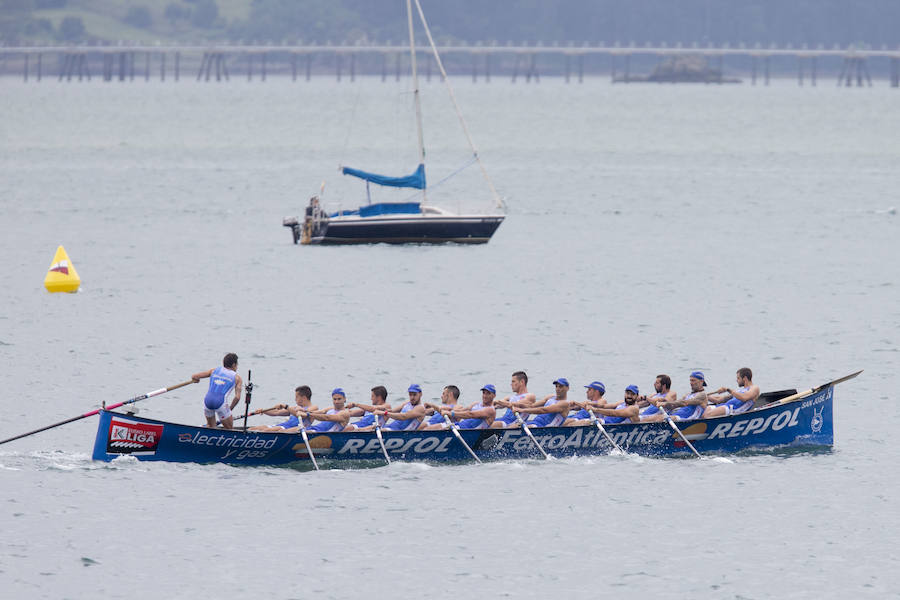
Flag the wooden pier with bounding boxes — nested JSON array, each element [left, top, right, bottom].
[[4, 42, 900, 87]]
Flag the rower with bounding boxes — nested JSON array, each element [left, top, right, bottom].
[[659, 371, 708, 421], [378, 384, 426, 430], [515, 378, 572, 428], [490, 371, 537, 429], [192, 352, 243, 429], [420, 385, 460, 430], [563, 381, 608, 426], [249, 385, 317, 432], [445, 384, 497, 429], [291, 388, 350, 432], [344, 385, 389, 431], [594, 385, 641, 424], [704, 368, 760, 417], [638, 374, 677, 422]]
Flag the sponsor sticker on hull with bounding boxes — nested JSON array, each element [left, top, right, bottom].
[[107, 417, 164, 455]]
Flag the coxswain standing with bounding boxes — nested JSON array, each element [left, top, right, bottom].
[[192, 353, 243, 429]]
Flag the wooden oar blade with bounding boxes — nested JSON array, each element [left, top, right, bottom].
[[773, 370, 863, 406], [813, 369, 863, 392]]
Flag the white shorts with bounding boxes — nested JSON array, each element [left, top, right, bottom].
[[204, 402, 232, 420]]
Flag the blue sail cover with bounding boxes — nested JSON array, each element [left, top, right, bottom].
[[341, 163, 426, 190]]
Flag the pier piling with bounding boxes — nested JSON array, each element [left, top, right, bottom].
[[4, 42, 900, 88]]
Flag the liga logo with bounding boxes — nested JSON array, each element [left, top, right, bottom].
[[107, 417, 164, 455]]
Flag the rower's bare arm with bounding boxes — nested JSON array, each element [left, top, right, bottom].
[[317, 410, 350, 423], [191, 368, 213, 382], [602, 405, 640, 419], [707, 393, 729, 405], [388, 406, 426, 420], [536, 394, 554, 407], [230, 375, 243, 408], [731, 385, 760, 402], [522, 402, 568, 415], [458, 407, 495, 420]]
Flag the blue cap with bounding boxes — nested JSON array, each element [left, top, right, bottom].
[[625, 385, 639, 395], [584, 381, 606, 393], [690, 371, 708, 386], [553, 378, 570, 387], [481, 384, 497, 394], [331, 388, 346, 397], [408, 384, 422, 393]]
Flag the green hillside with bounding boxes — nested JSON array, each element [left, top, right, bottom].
[[1, 0, 252, 44], [3, 0, 899, 47]]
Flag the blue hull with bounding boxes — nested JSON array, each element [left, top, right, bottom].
[[92, 386, 834, 467]]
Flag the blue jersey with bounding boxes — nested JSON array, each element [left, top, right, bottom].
[[457, 403, 492, 429], [385, 402, 422, 431], [308, 409, 344, 432], [203, 366, 236, 410], [724, 386, 754, 414], [276, 415, 299, 429], [639, 393, 665, 419], [427, 407, 453, 426], [670, 392, 705, 420], [498, 393, 528, 425], [571, 408, 592, 420], [354, 410, 388, 429], [601, 402, 628, 424], [530, 397, 566, 428]]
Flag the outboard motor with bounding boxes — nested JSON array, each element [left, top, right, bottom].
[[283, 196, 328, 245], [282, 216, 301, 244]]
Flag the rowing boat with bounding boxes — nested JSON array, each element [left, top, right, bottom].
[[91, 381, 841, 467]]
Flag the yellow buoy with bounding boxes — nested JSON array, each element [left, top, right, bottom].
[[44, 245, 81, 293]]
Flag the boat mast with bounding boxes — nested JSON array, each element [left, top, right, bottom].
[[406, 0, 427, 204], [412, 0, 505, 212]]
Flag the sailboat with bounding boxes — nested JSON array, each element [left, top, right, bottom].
[[283, 0, 505, 245]]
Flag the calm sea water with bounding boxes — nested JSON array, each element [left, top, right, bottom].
[[1, 76, 898, 599]]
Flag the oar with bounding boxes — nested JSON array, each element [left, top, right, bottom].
[[586, 408, 624, 453], [243, 403, 289, 419], [373, 412, 391, 465], [658, 404, 702, 459], [295, 411, 319, 471], [241, 370, 254, 432], [771, 370, 863, 406], [0, 380, 196, 446], [514, 411, 550, 460], [443, 414, 481, 463]]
